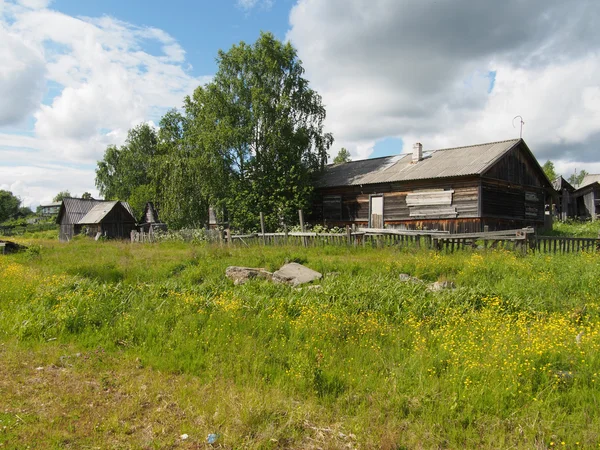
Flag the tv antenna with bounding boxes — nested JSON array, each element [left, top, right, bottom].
[[513, 115, 525, 139]]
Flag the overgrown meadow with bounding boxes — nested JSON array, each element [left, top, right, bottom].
[[1, 238, 600, 448]]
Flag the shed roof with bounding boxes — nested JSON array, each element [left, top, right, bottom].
[[552, 176, 575, 192], [78, 201, 136, 225], [579, 174, 600, 189], [57, 198, 103, 225], [317, 139, 521, 188]]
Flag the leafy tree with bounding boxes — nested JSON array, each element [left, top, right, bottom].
[[95, 123, 158, 201], [542, 160, 557, 182], [186, 32, 333, 230], [152, 109, 209, 228], [81, 192, 93, 200], [568, 169, 588, 188], [53, 191, 72, 202], [17, 206, 33, 217], [0, 190, 20, 222], [333, 148, 351, 164]]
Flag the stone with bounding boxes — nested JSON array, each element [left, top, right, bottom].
[[225, 266, 273, 285], [398, 273, 423, 284], [427, 281, 456, 292], [273, 262, 322, 286]]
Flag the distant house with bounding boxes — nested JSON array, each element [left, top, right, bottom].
[[57, 198, 137, 242], [310, 138, 554, 233], [139, 202, 167, 233], [571, 174, 600, 220], [39, 202, 62, 216]]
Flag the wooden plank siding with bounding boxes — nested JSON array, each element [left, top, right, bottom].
[[312, 178, 482, 232]]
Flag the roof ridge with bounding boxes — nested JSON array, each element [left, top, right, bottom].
[[421, 138, 521, 153]]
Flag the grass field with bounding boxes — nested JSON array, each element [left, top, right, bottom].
[[1, 238, 600, 449]]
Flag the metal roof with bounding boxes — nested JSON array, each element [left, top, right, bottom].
[[316, 139, 521, 188], [57, 198, 103, 225], [78, 201, 136, 224], [579, 174, 600, 189]]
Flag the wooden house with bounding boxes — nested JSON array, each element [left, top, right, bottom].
[[571, 174, 600, 220], [57, 198, 137, 241], [39, 201, 62, 216], [310, 138, 554, 233]]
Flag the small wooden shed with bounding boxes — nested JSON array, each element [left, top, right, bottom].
[[572, 174, 600, 220], [57, 198, 137, 242], [78, 201, 137, 239]]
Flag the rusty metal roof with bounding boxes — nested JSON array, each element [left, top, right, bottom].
[[317, 139, 521, 188], [78, 201, 136, 224]]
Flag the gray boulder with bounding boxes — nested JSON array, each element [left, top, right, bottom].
[[399, 273, 423, 284], [225, 266, 273, 285], [273, 262, 322, 286]]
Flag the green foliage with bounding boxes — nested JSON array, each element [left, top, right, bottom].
[[95, 123, 158, 202], [542, 159, 557, 181], [333, 147, 351, 164], [81, 192, 93, 200], [52, 190, 72, 202], [0, 190, 21, 222], [93, 33, 333, 232], [545, 219, 600, 237], [184, 32, 333, 230], [568, 169, 588, 188]]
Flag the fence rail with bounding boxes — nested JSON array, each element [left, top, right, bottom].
[[130, 213, 600, 255]]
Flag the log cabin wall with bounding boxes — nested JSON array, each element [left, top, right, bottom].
[[312, 178, 483, 233], [479, 144, 547, 229]]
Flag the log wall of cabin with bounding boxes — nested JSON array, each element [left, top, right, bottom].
[[312, 178, 482, 232]]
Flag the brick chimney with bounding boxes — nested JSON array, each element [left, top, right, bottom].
[[412, 142, 423, 163]]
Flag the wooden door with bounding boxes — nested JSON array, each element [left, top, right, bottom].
[[370, 195, 383, 228]]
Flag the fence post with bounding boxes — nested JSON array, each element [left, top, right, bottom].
[[225, 228, 231, 246], [260, 212, 266, 246], [298, 209, 307, 247], [346, 225, 352, 247]]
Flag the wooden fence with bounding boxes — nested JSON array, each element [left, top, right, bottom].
[[129, 208, 600, 254], [531, 236, 600, 254]]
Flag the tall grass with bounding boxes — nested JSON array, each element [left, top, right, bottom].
[[1, 240, 600, 448]]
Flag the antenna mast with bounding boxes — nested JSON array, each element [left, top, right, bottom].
[[513, 115, 525, 139]]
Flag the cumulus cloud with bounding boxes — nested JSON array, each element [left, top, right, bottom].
[[0, 26, 45, 125], [0, 0, 208, 202], [287, 0, 600, 171]]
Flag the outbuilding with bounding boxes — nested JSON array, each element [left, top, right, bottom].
[[57, 198, 137, 241]]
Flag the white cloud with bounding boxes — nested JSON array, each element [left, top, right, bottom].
[[0, 1, 208, 202], [0, 26, 45, 125], [287, 0, 600, 171], [237, 0, 274, 11]]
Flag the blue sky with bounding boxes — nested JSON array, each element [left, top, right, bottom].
[[1, 0, 599, 206]]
